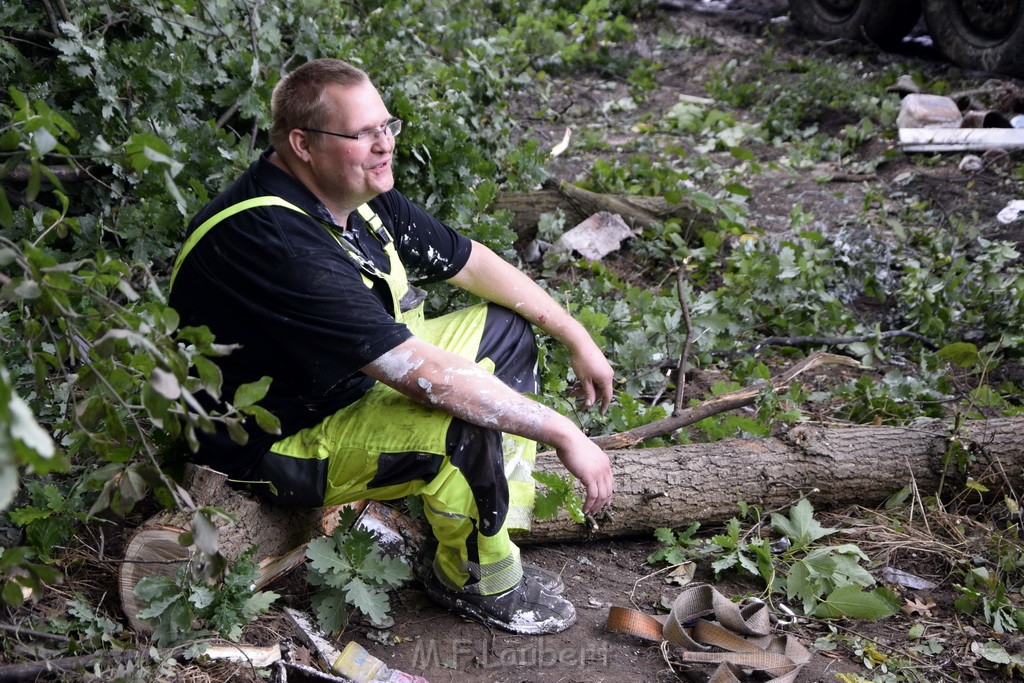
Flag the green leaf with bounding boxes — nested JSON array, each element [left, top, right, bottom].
[[134, 575, 176, 603], [345, 577, 389, 626], [311, 589, 350, 634], [367, 555, 411, 588], [937, 342, 980, 369], [531, 471, 583, 523], [245, 405, 281, 435], [189, 584, 215, 610], [813, 585, 899, 620], [0, 190, 12, 229], [233, 376, 272, 409], [7, 390, 56, 462], [3, 579, 25, 605], [135, 593, 180, 620], [243, 590, 279, 618], [653, 527, 675, 545], [306, 536, 352, 577], [150, 368, 181, 400], [7, 506, 52, 526], [192, 355, 223, 400], [977, 641, 1011, 664], [770, 499, 836, 550]]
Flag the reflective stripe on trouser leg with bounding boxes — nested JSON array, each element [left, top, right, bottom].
[[421, 453, 523, 596]]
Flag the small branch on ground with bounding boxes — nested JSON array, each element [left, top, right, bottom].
[[0, 651, 140, 682], [751, 329, 937, 352], [673, 267, 694, 416], [589, 351, 861, 450]]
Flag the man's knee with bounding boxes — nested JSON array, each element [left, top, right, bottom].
[[242, 453, 328, 508]]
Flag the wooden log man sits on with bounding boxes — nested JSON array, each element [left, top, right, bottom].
[[168, 58, 614, 635]]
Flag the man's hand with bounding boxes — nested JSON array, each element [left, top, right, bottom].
[[571, 345, 615, 414], [555, 432, 613, 515]]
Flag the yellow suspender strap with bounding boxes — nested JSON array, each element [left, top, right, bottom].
[[356, 203, 392, 245], [169, 196, 383, 290], [170, 196, 305, 290]]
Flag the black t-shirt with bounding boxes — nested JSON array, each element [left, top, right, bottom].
[[168, 149, 472, 474]]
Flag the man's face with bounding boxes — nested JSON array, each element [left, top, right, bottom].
[[304, 81, 396, 213]]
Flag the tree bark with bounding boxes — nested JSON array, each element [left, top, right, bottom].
[[119, 466, 351, 633], [494, 180, 714, 242], [521, 417, 1024, 543]]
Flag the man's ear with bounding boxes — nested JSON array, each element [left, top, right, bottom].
[[287, 128, 314, 162]]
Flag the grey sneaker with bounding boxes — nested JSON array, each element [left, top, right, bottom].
[[421, 571, 577, 635]]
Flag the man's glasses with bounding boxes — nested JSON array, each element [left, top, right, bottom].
[[302, 118, 402, 143]]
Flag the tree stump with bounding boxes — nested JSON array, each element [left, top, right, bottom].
[[118, 465, 357, 633]]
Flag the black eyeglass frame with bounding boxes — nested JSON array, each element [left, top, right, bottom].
[[301, 118, 402, 141]]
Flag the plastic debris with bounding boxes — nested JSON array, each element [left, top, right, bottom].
[[896, 94, 962, 129], [550, 211, 635, 261], [882, 566, 938, 590], [997, 199, 1024, 225]]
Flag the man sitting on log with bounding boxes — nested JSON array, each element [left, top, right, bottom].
[[168, 58, 614, 635]]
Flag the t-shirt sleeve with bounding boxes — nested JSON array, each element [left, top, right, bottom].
[[372, 191, 472, 284]]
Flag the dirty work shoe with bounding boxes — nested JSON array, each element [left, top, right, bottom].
[[414, 541, 564, 595], [523, 562, 565, 595], [421, 571, 577, 635]]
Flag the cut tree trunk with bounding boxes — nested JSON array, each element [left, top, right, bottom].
[[493, 180, 715, 242], [119, 466, 353, 633], [119, 416, 1022, 627], [522, 417, 1024, 543]]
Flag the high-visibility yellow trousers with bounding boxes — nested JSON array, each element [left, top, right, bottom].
[[264, 304, 538, 595]]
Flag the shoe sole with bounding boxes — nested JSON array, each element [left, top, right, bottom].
[[423, 583, 577, 635]]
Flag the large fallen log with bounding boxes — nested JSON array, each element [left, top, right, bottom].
[[493, 180, 715, 241], [523, 417, 1024, 543]]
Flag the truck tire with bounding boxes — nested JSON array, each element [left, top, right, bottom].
[[790, 0, 922, 48], [922, 0, 1024, 77]]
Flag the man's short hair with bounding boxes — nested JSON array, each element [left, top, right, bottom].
[[269, 58, 370, 151]]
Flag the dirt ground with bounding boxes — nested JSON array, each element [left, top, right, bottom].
[[248, 3, 1024, 683], [37, 1, 1024, 682], [331, 540, 869, 683]]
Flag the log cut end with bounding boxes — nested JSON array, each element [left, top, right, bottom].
[[119, 526, 192, 634], [118, 465, 358, 633]]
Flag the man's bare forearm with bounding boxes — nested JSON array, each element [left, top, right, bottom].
[[363, 337, 576, 445], [363, 337, 614, 513]]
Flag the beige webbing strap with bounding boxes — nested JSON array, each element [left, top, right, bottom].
[[606, 584, 811, 682]]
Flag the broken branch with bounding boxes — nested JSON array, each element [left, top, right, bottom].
[[751, 329, 937, 352], [590, 351, 860, 450]]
